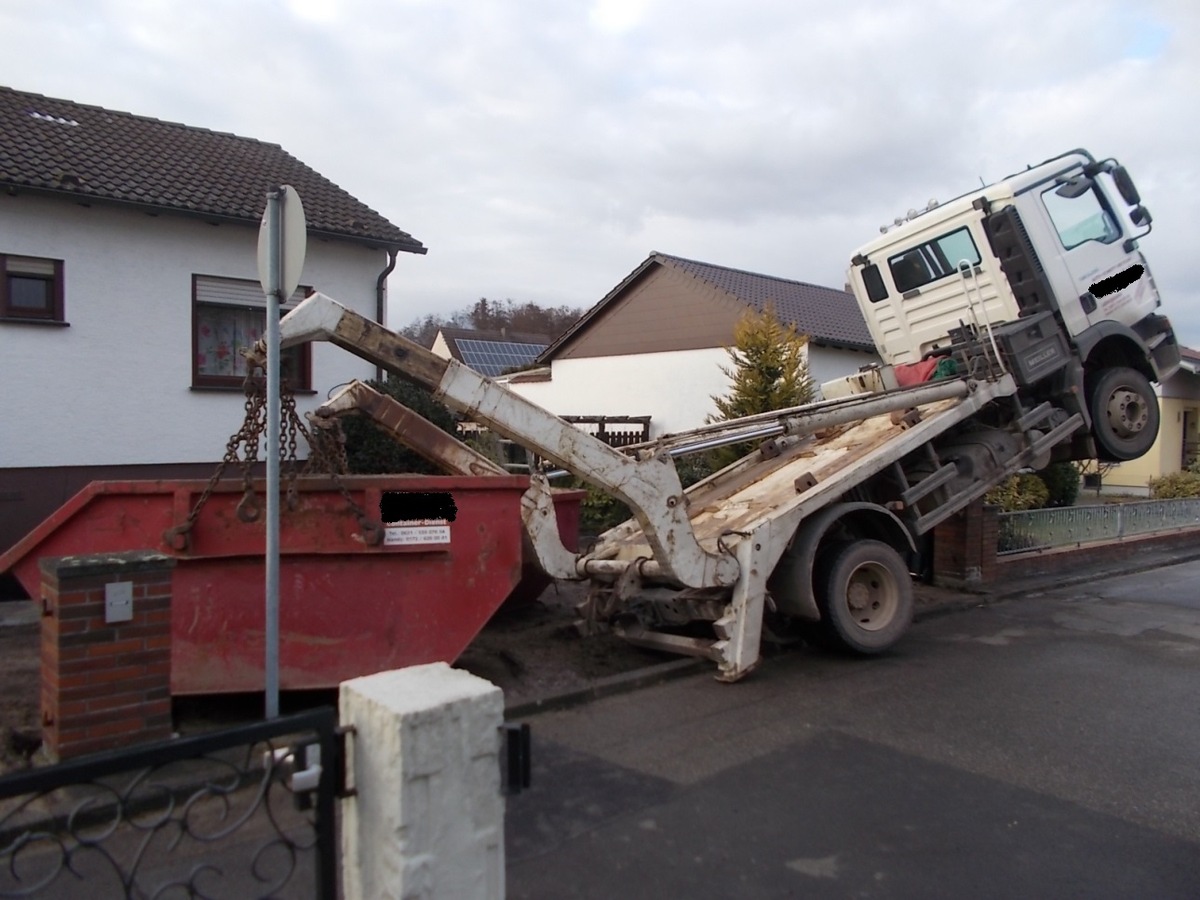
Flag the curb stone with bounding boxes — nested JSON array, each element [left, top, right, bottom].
[[505, 657, 704, 719]]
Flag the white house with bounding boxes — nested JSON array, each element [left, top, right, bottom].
[[0, 86, 425, 554], [501, 252, 880, 438]]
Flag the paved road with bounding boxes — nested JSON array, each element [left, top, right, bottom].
[[505, 559, 1200, 898]]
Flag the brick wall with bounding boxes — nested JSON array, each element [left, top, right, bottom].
[[996, 527, 1200, 581], [40, 552, 175, 761], [931, 501, 998, 588]]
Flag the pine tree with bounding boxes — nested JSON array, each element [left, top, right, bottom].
[[707, 306, 814, 469]]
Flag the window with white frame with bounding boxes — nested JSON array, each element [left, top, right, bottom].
[[1, 254, 65, 322], [192, 275, 311, 389]]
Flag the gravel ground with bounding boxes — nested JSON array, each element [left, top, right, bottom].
[[0, 579, 975, 774], [0, 581, 670, 774]]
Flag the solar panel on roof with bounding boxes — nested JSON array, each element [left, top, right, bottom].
[[455, 338, 547, 377]]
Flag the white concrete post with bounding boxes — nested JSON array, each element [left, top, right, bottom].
[[340, 663, 505, 900]]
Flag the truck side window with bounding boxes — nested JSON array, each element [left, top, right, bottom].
[[887, 227, 981, 293], [1041, 184, 1121, 250]]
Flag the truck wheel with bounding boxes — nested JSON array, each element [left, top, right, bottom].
[[818, 540, 913, 655], [1089, 366, 1159, 461]]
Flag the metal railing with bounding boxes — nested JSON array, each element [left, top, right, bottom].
[[0, 708, 340, 899], [997, 498, 1200, 556]]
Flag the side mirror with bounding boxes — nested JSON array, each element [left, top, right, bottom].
[[1111, 166, 1141, 206], [1130, 205, 1152, 227]]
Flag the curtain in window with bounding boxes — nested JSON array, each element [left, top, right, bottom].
[[196, 306, 263, 378]]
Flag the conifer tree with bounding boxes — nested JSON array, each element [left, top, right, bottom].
[[707, 306, 814, 469]]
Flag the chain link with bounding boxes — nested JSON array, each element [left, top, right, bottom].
[[164, 368, 382, 550]]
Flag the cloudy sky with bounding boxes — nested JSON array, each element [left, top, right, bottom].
[[3, 0, 1197, 343]]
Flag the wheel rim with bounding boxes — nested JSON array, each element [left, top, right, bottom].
[[842, 562, 900, 631], [1105, 387, 1149, 438]]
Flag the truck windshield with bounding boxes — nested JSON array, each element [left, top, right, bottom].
[[887, 227, 981, 294], [1041, 184, 1121, 250]]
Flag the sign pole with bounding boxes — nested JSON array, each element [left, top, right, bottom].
[[264, 187, 282, 720], [257, 184, 305, 721]]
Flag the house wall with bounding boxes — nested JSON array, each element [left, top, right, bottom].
[[506, 348, 729, 436], [505, 343, 874, 437], [0, 193, 393, 553], [431, 332, 452, 358], [516, 260, 877, 437], [557, 264, 740, 359]]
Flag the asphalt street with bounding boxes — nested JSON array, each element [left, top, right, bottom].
[[505, 558, 1200, 899]]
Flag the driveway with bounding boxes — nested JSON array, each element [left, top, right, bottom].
[[506, 558, 1200, 898]]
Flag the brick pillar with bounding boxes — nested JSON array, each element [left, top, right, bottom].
[[931, 499, 986, 589], [979, 503, 1000, 584], [40, 552, 175, 761]]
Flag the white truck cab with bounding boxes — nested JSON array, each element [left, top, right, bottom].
[[847, 149, 1180, 461]]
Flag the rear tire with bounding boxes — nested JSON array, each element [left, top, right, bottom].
[[818, 540, 913, 655], [1088, 366, 1158, 462]]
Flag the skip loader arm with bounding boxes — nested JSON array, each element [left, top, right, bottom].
[[314, 380, 508, 478], [256, 292, 739, 590]]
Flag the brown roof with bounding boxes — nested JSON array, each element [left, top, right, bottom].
[[0, 86, 425, 253], [540, 252, 874, 361]]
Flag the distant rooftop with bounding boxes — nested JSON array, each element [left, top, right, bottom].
[[435, 326, 551, 378], [541, 251, 874, 361], [0, 85, 424, 253], [659, 253, 873, 350]]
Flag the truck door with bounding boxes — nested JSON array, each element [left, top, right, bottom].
[[1016, 177, 1157, 336]]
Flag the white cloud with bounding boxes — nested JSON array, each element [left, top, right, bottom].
[[2, 0, 1197, 343], [589, 0, 652, 33]]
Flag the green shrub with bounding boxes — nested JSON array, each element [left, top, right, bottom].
[[574, 455, 714, 538], [675, 453, 716, 489], [984, 473, 1050, 511], [1039, 461, 1081, 508], [1148, 471, 1200, 499], [578, 483, 632, 536], [343, 377, 459, 475]]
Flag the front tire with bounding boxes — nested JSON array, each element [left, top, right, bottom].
[[1088, 366, 1159, 462], [818, 540, 913, 655]]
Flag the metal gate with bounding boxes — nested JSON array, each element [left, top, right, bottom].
[[0, 708, 340, 899]]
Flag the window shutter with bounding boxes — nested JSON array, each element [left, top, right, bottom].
[[194, 276, 307, 309], [7, 256, 57, 277]]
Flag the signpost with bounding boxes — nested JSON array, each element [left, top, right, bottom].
[[257, 185, 307, 719]]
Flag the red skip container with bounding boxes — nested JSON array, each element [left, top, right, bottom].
[[0, 475, 582, 694]]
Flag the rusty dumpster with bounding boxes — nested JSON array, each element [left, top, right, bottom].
[[0, 475, 582, 694]]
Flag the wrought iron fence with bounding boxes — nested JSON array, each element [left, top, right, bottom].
[[0, 708, 339, 899], [997, 498, 1200, 556]]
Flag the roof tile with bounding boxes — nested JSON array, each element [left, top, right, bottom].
[[660, 253, 874, 351], [0, 85, 424, 253]]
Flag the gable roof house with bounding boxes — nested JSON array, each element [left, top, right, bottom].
[[500, 252, 878, 438], [0, 86, 425, 555]]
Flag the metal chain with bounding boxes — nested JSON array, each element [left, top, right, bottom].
[[282, 380, 302, 512], [300, 410, 382, 544], [164, 372, 267, 549], [164, 369, 383, 549]]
